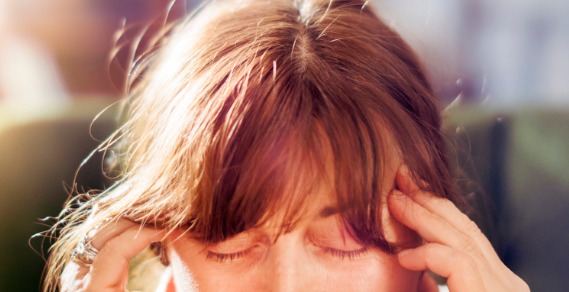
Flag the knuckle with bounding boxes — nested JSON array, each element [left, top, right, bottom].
[[463, 217, 482, 235], [454, 251, 476, 271], [423, 245, 438, 266], [508, 273, 531, 292], [440, 198, 456, 209], [519, 280, 531, 292], [98, 237, 122, 257], [460, 237, 478, 254], [423, 244, 447, 268]]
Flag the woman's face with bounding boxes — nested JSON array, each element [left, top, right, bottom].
[[165, 156, 426, 291]]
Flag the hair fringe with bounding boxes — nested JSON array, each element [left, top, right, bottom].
[[41, 1, 464, 290]]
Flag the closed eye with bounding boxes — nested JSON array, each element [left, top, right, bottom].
[[202, 230, 266, 263], [321, 246, 369, 260], [205, 248, 253, 263]]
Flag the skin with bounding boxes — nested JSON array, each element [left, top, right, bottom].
[[60, 164, 529, 292], [389, 167, 529, 292], [165, 192, 423, 291]]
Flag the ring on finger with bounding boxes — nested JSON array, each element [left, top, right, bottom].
[[70, 217, 112, 266]]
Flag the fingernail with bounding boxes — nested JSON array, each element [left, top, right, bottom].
[[390, 189, 405, 198]]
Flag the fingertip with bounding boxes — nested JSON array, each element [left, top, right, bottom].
[[387, 189, 405, 212], [396, 164, 419, 193], [389, 189, 405, 198], [397, 248, 424, 271], [387, 191, 414, 230], [388, 188, 409, 204], [398, 248, 413, 259]]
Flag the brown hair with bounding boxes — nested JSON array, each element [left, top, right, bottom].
[[44, 0, 461, 290]]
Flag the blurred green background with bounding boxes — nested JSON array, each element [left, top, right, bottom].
[[1, 0, 568, 291]]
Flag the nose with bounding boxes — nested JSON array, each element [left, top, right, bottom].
[[264, 235, 308, 292]]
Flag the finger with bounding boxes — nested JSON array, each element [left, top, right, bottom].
[[61, 218, 148, 289], [61, 218, 137, 291], [90, 218, 138, 250], [398, 243, 488, 292], [395, 166, 530, 292], [395, 164, 423, 193], [395, 166, 500, 263], [85, 226, 166, 292], [395, 166, 473, 234], [61, 219, 136, 291], [396, 166, 470, 230], [388, 190, 482, 258], [411, 192, 499, 263]]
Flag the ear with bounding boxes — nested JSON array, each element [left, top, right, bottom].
[[418, 272, 440, 292]]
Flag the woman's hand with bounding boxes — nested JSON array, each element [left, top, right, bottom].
[[60, 219, 165, 292], [388, 166, 530, 292]]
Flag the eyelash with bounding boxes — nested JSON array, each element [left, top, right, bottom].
[[322, 246, 369, 260], [206, 249, 252, 263], [206, 246, 368, 263]]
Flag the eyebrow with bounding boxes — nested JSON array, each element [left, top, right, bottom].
[[319, 206, 341, 218]]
